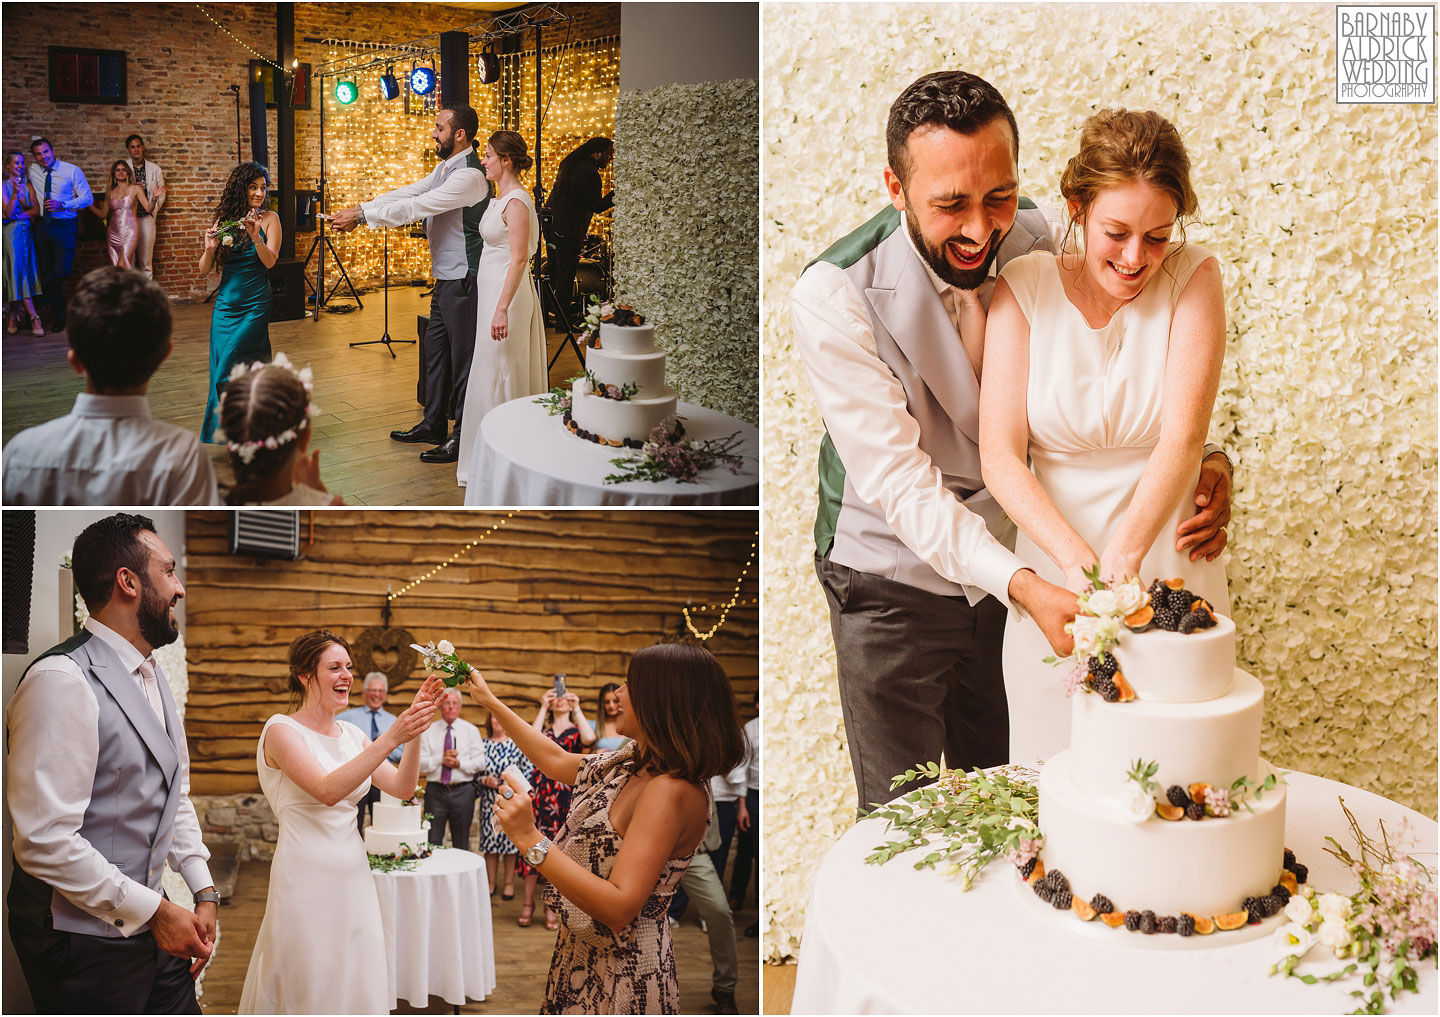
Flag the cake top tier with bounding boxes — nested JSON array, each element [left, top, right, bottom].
[[378, 791, 417, 808], [1112, 613, 1236, 703], [598, 321, 657, 354]]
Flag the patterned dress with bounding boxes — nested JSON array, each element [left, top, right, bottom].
[[540, 742, 708, 1015], [518, 725, 583, 877], [478, 736, 534, 855]]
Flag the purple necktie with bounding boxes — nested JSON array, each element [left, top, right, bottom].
[[441, 724, 453, 784]]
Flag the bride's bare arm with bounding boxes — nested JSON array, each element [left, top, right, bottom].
[[980, 276, 1098, 589], [1099, 257, 1226, 581]]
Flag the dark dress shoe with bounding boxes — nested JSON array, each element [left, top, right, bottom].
[[711, 988, 738, 1014], [419, 435, 461, 463], [391, 423, 446, 444]]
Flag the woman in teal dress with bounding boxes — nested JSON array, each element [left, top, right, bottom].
[[199, 161, 280, 442]]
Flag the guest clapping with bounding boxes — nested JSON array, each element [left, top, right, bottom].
[[420, 688, 486, 852], [467, 643, 745, 1014], [218, 355, 339, 505]]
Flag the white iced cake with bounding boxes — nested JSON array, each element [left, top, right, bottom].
[[1025, 580, 1306, 939], [567, 321, 678, 448], [364, 792, 431, 856]]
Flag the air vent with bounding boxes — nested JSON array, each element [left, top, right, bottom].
[[229, 511, 302, 560]]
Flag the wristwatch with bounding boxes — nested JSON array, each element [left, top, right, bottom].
[[193, 889, 221, 906], [524, 836, 553, 867]]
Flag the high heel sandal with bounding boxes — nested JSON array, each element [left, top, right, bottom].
[[517, 904, 534, 927], [29, 315, 44, 337], [6, 314, 16, 335]]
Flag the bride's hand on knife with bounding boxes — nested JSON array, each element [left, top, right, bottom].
[[1098, 549, 1142, 587], [1062, 561, 1098, 594]]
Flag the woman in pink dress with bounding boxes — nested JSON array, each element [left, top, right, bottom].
[[95, 160, 160, 268]]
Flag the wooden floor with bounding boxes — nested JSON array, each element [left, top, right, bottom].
[[198, 856, 761, 1015], [1, 286, 586, 506], [762, 962, 796, 1015]]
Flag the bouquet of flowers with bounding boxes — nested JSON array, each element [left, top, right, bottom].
[[409, 639, 475, 688], [604, 417, 745, 485]]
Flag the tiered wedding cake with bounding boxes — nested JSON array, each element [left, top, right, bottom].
[[566, 305, 678, 448], [1025, 580, 1305, 938], [363, 792, 431, 857]]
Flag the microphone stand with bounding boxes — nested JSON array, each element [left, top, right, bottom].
[[349, 226, 413, 358]]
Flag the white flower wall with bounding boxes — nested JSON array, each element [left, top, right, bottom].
[[762, 2, 1437, 961], [614, 78, 759, 424]]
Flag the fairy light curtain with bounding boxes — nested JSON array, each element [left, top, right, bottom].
[[319, 34, 619, 289]]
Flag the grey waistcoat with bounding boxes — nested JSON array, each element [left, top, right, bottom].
[[812, 202, 1055, 598], [8, 630, 185, 938]]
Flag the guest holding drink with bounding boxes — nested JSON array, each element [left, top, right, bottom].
[[468, 643, 745, 1015], [2, 150, 42, 336]]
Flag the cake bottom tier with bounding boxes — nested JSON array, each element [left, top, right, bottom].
[[364, 822, 431, 856], [571, 388, 678, 446], [1038, 749, 1287, 919]]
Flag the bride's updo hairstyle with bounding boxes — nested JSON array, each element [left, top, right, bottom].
[[1059, 108, 1198, 254], [287, 629, 350, 709], [624, 643, 745, 784], [487, 130, 533, 173]]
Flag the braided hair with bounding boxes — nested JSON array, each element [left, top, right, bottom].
[[219, 365, 310, 504], [211, 161, 269, 266]]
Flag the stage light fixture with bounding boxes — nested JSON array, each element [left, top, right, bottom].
[[379, 65, 400, 100], [335, 79, 358, 105], [409, 62, 436, 96], [477, 47, 500, 85]]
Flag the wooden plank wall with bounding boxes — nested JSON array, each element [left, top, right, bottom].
[[184, 510, 759, 794]]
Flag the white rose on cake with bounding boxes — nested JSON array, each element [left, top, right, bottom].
[[1070, 615, 1100, 657], [1113, 579, 1148, 616], [1119, 783, 1154, 824], [1085, 588, 1120, 617], [1284, 896, 1314, 925]]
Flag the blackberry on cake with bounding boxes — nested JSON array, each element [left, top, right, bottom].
[[1166, 785, 1190, 808], [1089, 894, 1114, 915], [1158, 916, 1177, 934], [1178, 914, 1196, 937], [1123, 910, 1141, 932], [1051, 890, 1072, 910], [1139, 910, 1157, 934]]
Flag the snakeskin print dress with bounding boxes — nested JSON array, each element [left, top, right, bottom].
[[540, 741, 707, 1014]]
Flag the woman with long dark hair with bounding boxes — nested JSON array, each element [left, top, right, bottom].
[[198, 161, 280, 442], [466, 642, 745, 1014]]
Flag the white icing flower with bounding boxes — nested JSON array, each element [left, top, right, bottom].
[[437, 639, 455, 656], [1274, 921, 1315, 957], [1119, 783, 1153, 824], [1284, 896, 1314, 925], [1317, 916, 1352, 951], [1317, 892, 1352, 923], [1086, 589, 1120, 617], [1114, 579, 1148, 616]]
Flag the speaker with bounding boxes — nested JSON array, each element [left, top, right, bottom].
[[248, 79, 269, 168], [439, 30, 469, 106], [269, 258, 305, 321]]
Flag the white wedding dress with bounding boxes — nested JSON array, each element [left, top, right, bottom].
[[459, 187, 548, 493], [239, 715, 388, 1014], [998, 242, 1230, 767]]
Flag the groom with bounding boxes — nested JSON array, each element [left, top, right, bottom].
[[791, 71, 1233, 813], [7, 513, 216, 1012], [330, 103, 490, 464]]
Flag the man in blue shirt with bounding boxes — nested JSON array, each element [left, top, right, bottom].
[[28, 137, 92, 333], [336, 672, 404, 832]]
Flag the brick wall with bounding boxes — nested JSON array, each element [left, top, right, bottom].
[[1, 3, 620, 300]]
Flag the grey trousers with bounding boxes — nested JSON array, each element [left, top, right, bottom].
[[678, 849, 738, 994], [421, 274, 478, 436], [135, 214, 156, 278], [815, 552, 1009, 814]]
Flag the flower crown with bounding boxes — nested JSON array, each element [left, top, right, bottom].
[[221, 352, 321, 465]]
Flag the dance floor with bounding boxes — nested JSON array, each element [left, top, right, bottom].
[[198, 855, 760, 1015], [0, 285, 585, 506]]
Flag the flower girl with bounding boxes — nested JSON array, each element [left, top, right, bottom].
[[218, 354, 341, 505]]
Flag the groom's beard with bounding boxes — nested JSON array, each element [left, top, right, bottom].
[[905, 209, 1002, 291], [137, 581, 180, 650], [435, 136, 456, 159]]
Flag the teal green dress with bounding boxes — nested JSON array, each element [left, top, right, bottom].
[[203, 228, 272, 442]]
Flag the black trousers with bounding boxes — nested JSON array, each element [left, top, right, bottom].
[[729, 787, 759, 905], [424, 780, 478, 852], [33, 217, 78, 323], [9, 908, 200, 1014], [420, 274, 478, 437], [709, 798, 739, 883], [815, 552, 1009, 814], [544, 228, 584, 323]]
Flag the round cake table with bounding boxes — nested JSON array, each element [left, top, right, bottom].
[[466, 396, 759, 506], [372, 848, 497, 1009], [791, 769, 1436, 1014]]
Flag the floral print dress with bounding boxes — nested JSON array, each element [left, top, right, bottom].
[[517, 725, 583, 877], [540, 741, 708, 1015]]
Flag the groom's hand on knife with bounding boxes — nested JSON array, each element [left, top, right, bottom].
[[1177, 453, 1233, 562], [150, 897, 213, 975], [1008, 569, 1078, 657], [328, 207, 362, 233]]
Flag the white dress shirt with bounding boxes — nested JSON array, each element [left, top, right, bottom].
[[789, 208, 1066, 604], [126, 157, 165, 216], [419, 716, 486, 782], [27, 158, 92, 219], [2, 393, 219, 506], [6, 618, 212, 935], [742, 716, 760, 791], [710, 753, 748, 803], [362, 148, 488, 280]]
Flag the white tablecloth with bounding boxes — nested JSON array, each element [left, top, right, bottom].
[[467, 396, 759, 506], [791, 770, 1437, 1014], [372, 848, 496, 1009]]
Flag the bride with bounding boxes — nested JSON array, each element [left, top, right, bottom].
[[980, 108, 1229, 766], [239, 631, 441, 1014], [458, 130, 548, 493]]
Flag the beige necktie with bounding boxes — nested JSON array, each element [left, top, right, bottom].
[[138, 659, 167, 730], [952, 287, 987, 381]]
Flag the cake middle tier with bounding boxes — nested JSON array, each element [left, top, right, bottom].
[[571, 388, 678, 445], [1070, 668, 1265, 800], [587, 346, 668, 394], [1039, 749, 1287, 918]]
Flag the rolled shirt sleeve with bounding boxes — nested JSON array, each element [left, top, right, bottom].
[[790, 261, 1027, 605], [6, 664, 163, 935]]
